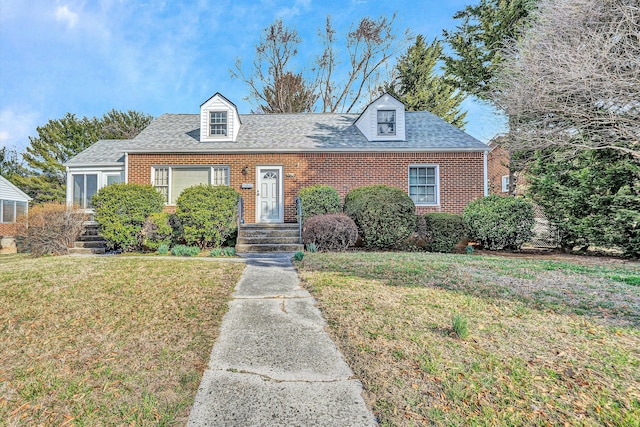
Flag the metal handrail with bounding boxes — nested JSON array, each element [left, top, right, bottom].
[[237, 196, 244, 227], [295, 196, 302, 244]]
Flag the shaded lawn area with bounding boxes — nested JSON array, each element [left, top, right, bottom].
[[296, 252, 640, 426], [0, 254, 245, 426]]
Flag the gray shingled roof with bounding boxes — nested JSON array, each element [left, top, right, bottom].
[[66, 112, 487, 166], [64, 139, 130, 166]]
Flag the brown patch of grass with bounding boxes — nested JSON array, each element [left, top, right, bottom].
[[297, 252, 640, 426], [0, 254, 244, 426]]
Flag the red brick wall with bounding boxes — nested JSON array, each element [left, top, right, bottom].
[[128, 152, 485, 223], [487, 145, 510, 195], [0, 223, 18, 236]]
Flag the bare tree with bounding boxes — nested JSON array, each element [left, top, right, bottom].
[[231, 19, 317, 113], [233, 16, 409, 114], [492, 0, 640, 158], [317, 14, 410, 113]]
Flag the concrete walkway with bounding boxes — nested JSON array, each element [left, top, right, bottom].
[[187, 254, 377, 426]]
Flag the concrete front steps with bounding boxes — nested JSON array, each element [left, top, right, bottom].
[[68, 221, 107, 255], [236, 223, 303, 253]]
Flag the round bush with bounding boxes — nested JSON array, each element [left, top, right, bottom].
[[463, 195, 535, 251], [92, 183, 165, 251], [175, 184, 240, 249], [140, 212, 173, 251], [417, 213, 466, 253], [344, 185, 416, 249], [298, 185, 341, 222], [302, 213, 358, 251]]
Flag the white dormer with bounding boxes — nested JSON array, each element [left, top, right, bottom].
[[200, 93, 241, 142], [354, 93, 406, 141]]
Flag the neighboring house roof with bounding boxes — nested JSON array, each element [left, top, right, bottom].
[[64, 139, 131, 167], [66, 109, 488, 167], [0, 175, 32, 202]]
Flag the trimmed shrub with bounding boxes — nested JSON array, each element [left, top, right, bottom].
[[171, 245, 200, 256], [17, 202, 86, 256], [140, 212, 172, 251], [157, 243, 169, 255], [344, 185, 416, 249], [463, 195, 535, 251], [417, 213, 466, 253], [175, 184, 240, 249], [293, 251, 304, 261], [92, 183, 165, 251], [210, 248, 223, 257], [223, 247, 236, 257], [302, 213, 358, 251], [298, 185, 341, 222]]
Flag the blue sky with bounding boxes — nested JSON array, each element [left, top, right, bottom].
[[0, 0, 507, 152]]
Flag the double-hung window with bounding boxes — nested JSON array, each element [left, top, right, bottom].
[[501, 175, 510, 193], [409, 165, 439, 205], [209, 112, 227, 136], [377, 110, 396, 136], [153, 166, 230, 204], [1, 200, 28, 223]]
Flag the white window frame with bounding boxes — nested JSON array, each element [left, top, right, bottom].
[[408, 164, 440, 206], [70, 173, 99, 209], [501, 175, 510, 193], [1, 199, 27, 223], [209, 111, 228, 137], [151, 165, 230, 205], [377, 110, 396, 136]]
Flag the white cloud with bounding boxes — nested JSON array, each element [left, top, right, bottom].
[[276, 0, 312, 19], [0, 108, 40, 151], [55, 5, 79, 29]]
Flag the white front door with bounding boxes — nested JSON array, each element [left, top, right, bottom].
[[256, 166, 283, 223]]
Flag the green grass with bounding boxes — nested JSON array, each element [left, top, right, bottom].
[[0, 254, 245, 426], [296, 252, 640, 427]]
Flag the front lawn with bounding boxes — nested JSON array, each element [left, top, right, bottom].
[[0, 254, 245, 426], [296, 252, 640, 426]]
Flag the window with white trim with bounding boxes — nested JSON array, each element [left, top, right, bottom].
[[72, 173, 98, 209], [209, 111, 227, 136], [153, 166, 230, 204], [409, 165, 439, 205], [501, 175, 510, 193], [1, 200, 28, 223], [377, 110, 396, 136]]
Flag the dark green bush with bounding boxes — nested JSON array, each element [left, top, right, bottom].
[[92, 183, 165, 251], [298, 185, 341, 222], [463, 195, 535, 251], [140, 212, 173, 251], [417, 213, 466, 253], [528, 149, 640, 258], [171, 245, 200, 256], [344, 185, 416, 249], [175, 184, 240, 249], [302, 213, 358, 251]]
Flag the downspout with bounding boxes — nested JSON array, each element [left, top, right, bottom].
[[483, 150, 489, 197], [124, 152, 129, 183], [65, 166, 71, 206]]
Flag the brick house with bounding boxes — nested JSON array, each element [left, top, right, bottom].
[[65, 92, 489, 228]]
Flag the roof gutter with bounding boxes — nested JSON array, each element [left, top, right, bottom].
[[123, 146, 489, 155]]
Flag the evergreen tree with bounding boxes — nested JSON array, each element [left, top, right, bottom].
[[0, 146, 26, 180], [14, 110, 152, 204], [442, 0, 534, 100], [385, 35, 467, 128]]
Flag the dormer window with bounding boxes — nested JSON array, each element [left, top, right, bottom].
[[377, 110, 396, 136], [209, 112, 227, 136]]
